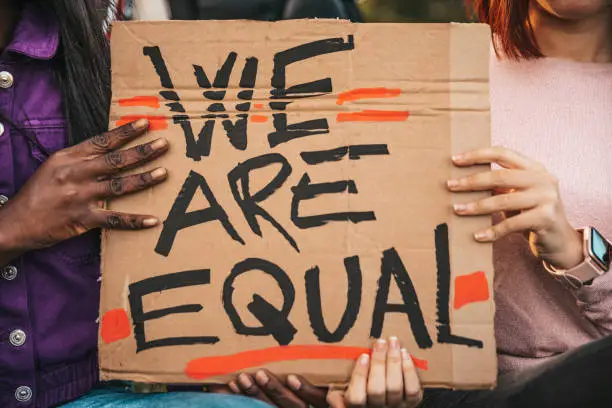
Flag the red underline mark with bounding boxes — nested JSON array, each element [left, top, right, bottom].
[[100, 308, 131, 344], [337, 110, 410, 123], [337, 88, 401, 106], [117, 115, 168, 131], [454, 271, 490, 310], [118, 96, 161, 109], [185, 345, 428, 380], [250, 115, 269, 123]]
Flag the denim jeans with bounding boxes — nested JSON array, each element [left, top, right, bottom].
[[59, 383, 271, 408]]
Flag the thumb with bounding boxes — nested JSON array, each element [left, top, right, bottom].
[[326, 390, 346, 408]]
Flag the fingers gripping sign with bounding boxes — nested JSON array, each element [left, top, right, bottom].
[[229, 337, 424, 408], [344, 338, 422, 408], [0, 119, 170, 254], [448, 146, 583, 269]]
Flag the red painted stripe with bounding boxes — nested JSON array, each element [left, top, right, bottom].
[[100, 309, 131, 344], [337, 88, 401, 105], [119, 96, 161, 109], [454, 271, 490, 310], [185, 345, 428, 380], [250, 115, 269, 123], [337, 110, 410, 123]]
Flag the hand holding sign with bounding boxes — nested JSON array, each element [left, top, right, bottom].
[[224, 337, 422, 408], [449, 146, 583, 270], [101, 20, 495, 388], [0, 119, 168, 255]]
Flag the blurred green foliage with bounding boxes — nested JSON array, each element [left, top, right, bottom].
[[358, 0, 471, 22]]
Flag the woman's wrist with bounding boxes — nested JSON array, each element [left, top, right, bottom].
[[549, 226, 585, 270]]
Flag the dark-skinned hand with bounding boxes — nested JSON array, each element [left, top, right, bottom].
[[0, 119, 168, 262]]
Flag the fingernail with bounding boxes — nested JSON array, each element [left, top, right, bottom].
[[389, 336, 400, 350], [228, 381, 240, 394], [151, 138, 168, 150], [143, 218, 159, 227], [375, 338, 387, 351], [134, 118, 149, 129], [452, 154, 464, 162], [475, 230, 494, 241], [401, 348, 410, 359], [447, 179, 459, 188], [151, 168, 167, 180], [453, 203, 467, 212], [359, 354, 370, 365], [238, 373, 252, 388], [255, 370, 269, 386], [287, 375, 301, 391]]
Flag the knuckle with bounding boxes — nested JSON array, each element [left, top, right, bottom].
[[538, 205, 557, 225], [387, 354, 402, 366], [109, 178, 124, 196], [492, 170, 508, 187], [104, 151, 124, 169], [136, 142, 153, 158], [496, 193, 513, 209], [52, 165, 75, 185], [464, 174, 477, 187], [114, 124, 133, 140], [541, 189, 559, 204], [138, 172, 154, 187], [405, 389, 423, 405], [264, 381, 283, 396], [90, 133, 111, 151], [492, 223, 506, 238], [107, 214, 122, 229], [242, 384, 260, 397], [473, 198, 488, 212]]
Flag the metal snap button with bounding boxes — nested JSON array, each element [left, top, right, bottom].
[[15, 386, 32, 402], [2, 265, 18, 281], [0, 71, 14, 89], [9, 329, 26, 347]]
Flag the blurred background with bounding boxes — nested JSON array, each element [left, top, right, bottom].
[[358, 0, 469, 22], [112, 0, 472, 23]]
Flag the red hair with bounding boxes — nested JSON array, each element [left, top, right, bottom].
[[468, 0, 543, 59]]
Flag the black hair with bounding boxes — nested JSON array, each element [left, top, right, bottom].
[[36, 0, 111, 144], [1, 0, 111, 149]]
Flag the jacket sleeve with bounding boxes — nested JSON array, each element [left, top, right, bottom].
[[573, 271, 612, 335]]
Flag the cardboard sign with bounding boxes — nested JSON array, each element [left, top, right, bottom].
[[100, 20, 495, 389]]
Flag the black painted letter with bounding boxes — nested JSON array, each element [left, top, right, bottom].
[[306, 256, 362, 343], [155, 170, 244, 257], [435, 223, 483, 348], [129, 269, 218, 352], [228, 153, 298, 252], [223, 258, 297, 345], [370, 248, 433, 349], [291, 173, 376, 229]]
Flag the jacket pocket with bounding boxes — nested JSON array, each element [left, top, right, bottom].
[[22, 118, 68, 163]]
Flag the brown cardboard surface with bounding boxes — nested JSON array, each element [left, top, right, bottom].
[[100, 20, 495, 388]]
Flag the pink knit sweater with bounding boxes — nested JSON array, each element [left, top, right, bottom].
[[491, 53, 612, 374]]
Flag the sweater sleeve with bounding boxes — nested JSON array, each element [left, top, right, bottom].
[[573, 271, 612, 335]]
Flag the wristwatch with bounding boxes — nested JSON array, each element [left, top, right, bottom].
[[544, 226, 612, 289]]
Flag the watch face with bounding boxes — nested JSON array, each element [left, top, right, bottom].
[[590, 228, 610, 271]]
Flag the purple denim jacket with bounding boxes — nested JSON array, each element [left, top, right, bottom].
[[0, 4, 100, 407]]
